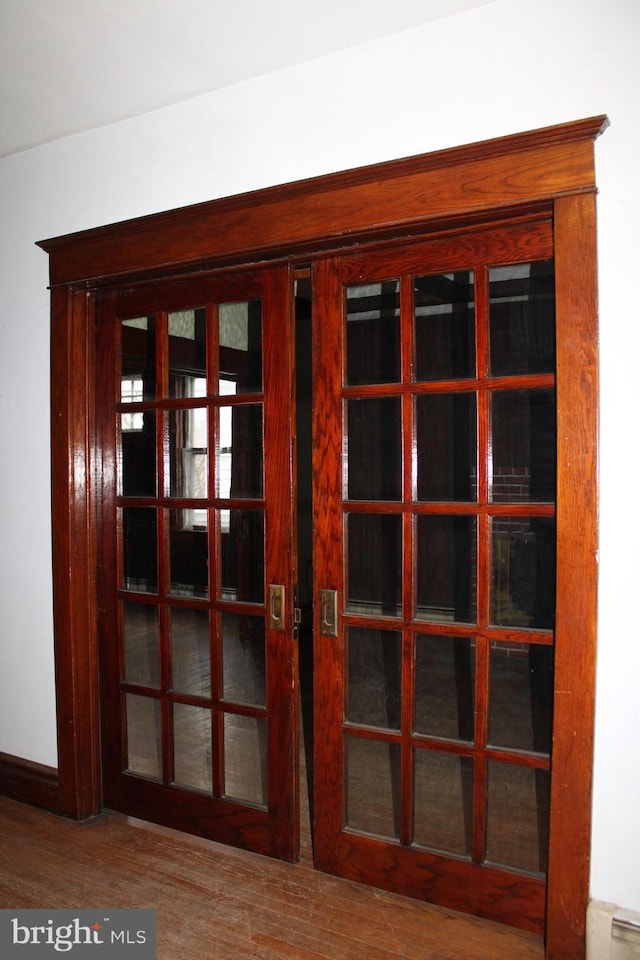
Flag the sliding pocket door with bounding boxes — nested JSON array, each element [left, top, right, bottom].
[[312, 220, 556, 932], [97, 264, 299, 862]]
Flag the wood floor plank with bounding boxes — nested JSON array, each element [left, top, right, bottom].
[[0, 796, 543, 959]]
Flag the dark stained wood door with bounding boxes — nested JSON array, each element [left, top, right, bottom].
[[96, 264, 299, 862], [311, 219, 556, 933]]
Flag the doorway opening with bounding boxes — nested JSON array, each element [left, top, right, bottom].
[[40, 116, 605, 959]]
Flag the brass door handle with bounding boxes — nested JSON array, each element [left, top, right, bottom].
[[320, 589, 338, 637]]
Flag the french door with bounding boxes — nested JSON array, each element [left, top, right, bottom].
[[97, 264, 299, 862], [311, 219, 556, 932]]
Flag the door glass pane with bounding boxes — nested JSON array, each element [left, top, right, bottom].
[[413, 750, 473, 857], [223, 713, 267, 807], [414, 271, 475, 381], [414, 635, 475, 742], [219, 301, 262, 394], [121, 410, 156, 497], [492, 389, 555, 503], [218, 404, 263, 499], [415, 516, 476, 623], [125, 693, 162, 780], [485, 761, 550, 875], [415, 393, 477, 502], [489, 260, 555, 376], [123, 602, 159, 687], [346, 281, 400, 385], [169, 408, 208, 499], [491, 517, 555, 629], [346, 513, 402, 617], [121, 316, 156, 402], [173, 703, 212, 794], [221, 613, 266, 707], [169, 510, 208, 598], [346, 397, 401, 501], [168, 308, 206, 398], [170, 607, 210, 696], [122, 507, 157, 594], [220, 510, 264, 603], [488, 642, 553, 754], [346, 627, 401, 730], [345, 736, 400, 841]]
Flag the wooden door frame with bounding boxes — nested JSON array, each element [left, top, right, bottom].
[[39, 115, 607, 960]]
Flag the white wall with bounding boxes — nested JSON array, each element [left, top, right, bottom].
[[1, 0, 638, 918]]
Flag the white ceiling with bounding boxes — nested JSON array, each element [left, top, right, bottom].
[[0, 0, 495, 159]]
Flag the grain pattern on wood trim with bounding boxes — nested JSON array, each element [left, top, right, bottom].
[[50, 285, 102, 821], [38, 117, 607, 287], [545, 192, 600, 960], [0, 753, 59, 813]]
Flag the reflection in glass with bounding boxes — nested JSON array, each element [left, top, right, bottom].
[[125, 694, 162, 780], [491, 389, 555, 503], [414, 635, 475, 741], [169, 408, 207, 499], [415, 393, 476, 502], [415, 516, 476, 623], [346, 281, 400, 385], [218, 404, 263, 499], [221, 613, 266, 707], [121, 316, 155, 403], [220, 510, 264, 604], [413, 750, 473, 857], [219, 301, 262, 394], [121, 410, 156, 497], [345, 736, 400, 840], [173, 703, 212, 794], [223, 713, 267, 806], [346, 397, 401, 501], [489, 260, 555, 376], [491, 517, 555, 629], [347, 628, 401, 730], [123, 602, 159, 687], [485, 761, 550, 875], [170, 607, 210, 696], [414, 272, 475, 381], [168, 308, 206, 398], [122, 507, 158, 593], [488, 642, 553, 754], [169, 510, 208, 598], [346, 514, 402, 617]]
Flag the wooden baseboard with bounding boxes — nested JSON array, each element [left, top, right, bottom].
[[0, 751, 60, 813]]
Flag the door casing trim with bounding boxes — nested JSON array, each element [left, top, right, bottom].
[[39, 115, 607, 960]]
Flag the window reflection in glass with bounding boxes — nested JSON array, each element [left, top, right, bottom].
[[168, 308, 206, 398], [122, 507, 158, 594], [489, 261, 555, 376], [414, 271, 475, 381], [219, 301, 262, 394], [346, 281, 400, 385], [121, 316, 156, 402]]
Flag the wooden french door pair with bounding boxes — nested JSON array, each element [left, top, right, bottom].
[[99, 215, 555, 932]]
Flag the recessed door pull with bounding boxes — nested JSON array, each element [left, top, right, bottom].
[[320, 589, 338, 637], [269, 584, 285, 630]]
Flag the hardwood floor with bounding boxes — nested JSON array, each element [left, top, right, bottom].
[[0, 794, 543, 959]]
